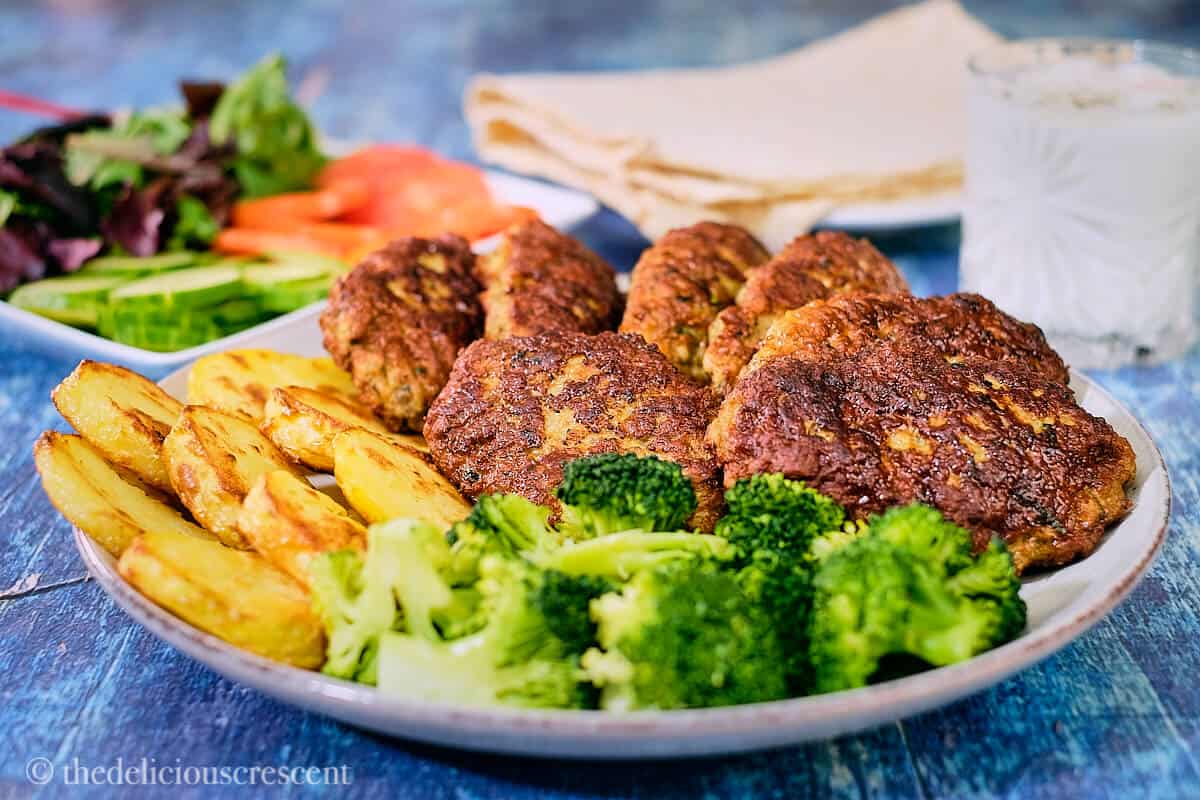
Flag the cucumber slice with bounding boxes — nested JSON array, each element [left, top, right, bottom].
[[98, 299, 264, 337], [242, 261, 331, 289], [210, 299, 264, 326], [264, 249, 349, 274], [9, 274, 128, 319], [218, 317, 271, 337], [109, 265, 243, 310], [108, 316, 225, 352], [81, 252, 198, 274], [109, 330, 216, 352], [17, 305, 101, 328], [258, 277, 332, 313]]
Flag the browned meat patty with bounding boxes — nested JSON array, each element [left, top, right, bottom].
[[424, 331, 724, 531], [709, 296, 1134, 574], [705, 231, 910, 394], [750, 291, 1071, 386], [320, 235, 482, 432], [619, 222, 769, 379], [476, 219, 621, 339]]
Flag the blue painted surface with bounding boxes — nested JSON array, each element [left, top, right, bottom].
[[1, 1, 1198, 797]]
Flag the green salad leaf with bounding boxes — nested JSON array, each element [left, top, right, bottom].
[[0, 187, 59, 226], [0, 190, 15, 227], [65, 108, 192, 190], [209, 53, 325, 198], [166, 195, 220, 250]]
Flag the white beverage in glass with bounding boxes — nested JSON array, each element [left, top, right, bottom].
[[961, 40, 1200, 369]]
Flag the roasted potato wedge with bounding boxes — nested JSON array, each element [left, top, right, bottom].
[[52, 360, 183, 493], [118, 528, 324, 668], [33, 432, 210, 557], [332, 429, 470, 529], [260, 385, 426, 472], [237, 470, 366, 588], [187, 349, 357, 422], [396, 433, 430, 453], [163, 405, 304, 548]]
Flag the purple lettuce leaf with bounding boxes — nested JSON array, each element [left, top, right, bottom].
[[48, 237, 102, 271], [181, 81, 225, 120], [100, 178, 172, 256], [19, 114, 111, 147], [0, 140, 98, 232], [0, 223, 49, 293]]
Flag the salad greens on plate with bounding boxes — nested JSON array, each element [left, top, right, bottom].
[[1, 54, 536, 352], [0, 55, 336, 350], [0, 54, 321, 290]]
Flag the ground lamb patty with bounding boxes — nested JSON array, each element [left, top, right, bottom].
[[424, 330, 724, 531], [709, 295, 1133, 573], [704, 231, 910, 395], [475, 219, 621, 339], [749, 291, 1071, 386], [320, 235, 482, 432], [620, 221, 769, 380]]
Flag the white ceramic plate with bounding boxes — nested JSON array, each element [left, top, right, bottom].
[[0, 171, 597, 372], [821, 191, 960, 231], [71, 313, 1169, 758]]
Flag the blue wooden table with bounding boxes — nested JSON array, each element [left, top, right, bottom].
[[1, 1, 1198, 797]]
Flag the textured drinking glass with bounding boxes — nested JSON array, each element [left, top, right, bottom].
[[961, 40, 1200, 368]]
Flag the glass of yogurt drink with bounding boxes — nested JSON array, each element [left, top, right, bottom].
[[960, 40, 1200, 369]]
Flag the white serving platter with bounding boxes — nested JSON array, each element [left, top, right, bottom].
[[69, 308, 1170, 758], [1, 171, 597, 373], [820, 191, 960, 231]]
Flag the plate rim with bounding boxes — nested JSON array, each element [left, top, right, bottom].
[[820, 191, 960, 230], [72, 370, 1170, 759]]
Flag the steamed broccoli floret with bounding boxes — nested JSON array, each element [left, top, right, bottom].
[[450, 493, 556, 555], [808, 519, 869, 562], [735, 555, 814, 695], [536, 531, 735, 580], [445, 493, 557, 584], [555, 453, 697, 539], [580, 563, 789, 710], [476, 557, 607, 665], [948, 539, 1028, 644], [535, 570, 615, 655], [311, 518, 491, 683], [376, 632, 584, 708], [433, 587, 487, 641], [809, 504, 1027, 694], [715, 473, 845, 558], [874, 505, 1024, 640], [714, 474, 846, 694], [810, 540, 986, 690], [870, 504, 975, 574], [309, 548, 396, 684], [375, 518, 458, 642], [375, 557, 603, 708]]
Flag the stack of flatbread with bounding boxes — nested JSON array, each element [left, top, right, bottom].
[[464, 0, 1000, 248]]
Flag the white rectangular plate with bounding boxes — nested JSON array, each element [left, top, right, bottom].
[[0, 171, 597, 372]]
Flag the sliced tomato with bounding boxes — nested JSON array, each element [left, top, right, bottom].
[[316, 146, 534, 241], [468, 204, 540, 240], [369, 161, 491, 234], [317, 145, 441, 187]]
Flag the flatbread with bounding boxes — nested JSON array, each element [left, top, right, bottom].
[[465, 0, 999, 247]]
